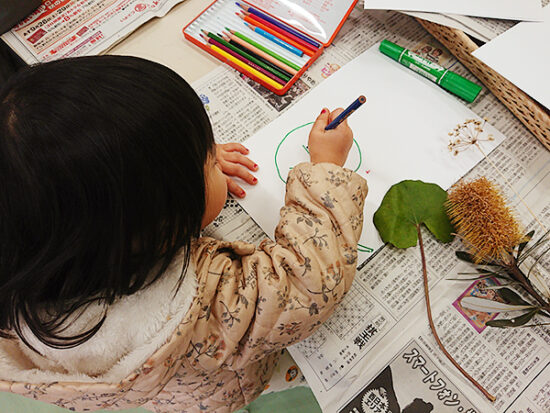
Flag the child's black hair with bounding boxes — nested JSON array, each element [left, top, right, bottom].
[[0, 55, 214, 349]]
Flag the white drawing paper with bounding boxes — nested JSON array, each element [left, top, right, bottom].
[[364, 0, 543, 21], [473, 5, 550, 110], [238, 44, 505, 262]]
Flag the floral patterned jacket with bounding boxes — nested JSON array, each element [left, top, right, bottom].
[[0, 162, 367, 412]]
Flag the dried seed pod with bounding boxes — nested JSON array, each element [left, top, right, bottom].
[[446, 177, 525, 263]]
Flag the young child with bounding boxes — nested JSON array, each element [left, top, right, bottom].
[[0, 55, 367, 412]]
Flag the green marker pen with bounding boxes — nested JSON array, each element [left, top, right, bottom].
[[379, 39, 482, 103]]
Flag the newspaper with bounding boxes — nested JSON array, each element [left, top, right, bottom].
[[193, 5, 550, 413], [0, 0, 186, 64]]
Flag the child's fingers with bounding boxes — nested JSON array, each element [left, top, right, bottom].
[[226, 176, 246, 198], [311, 108, 330, 132], [220, 143, 249, 154], [329, 108, 345, 124], [220, 160, 258, 185], [223, 152, 258, 171]]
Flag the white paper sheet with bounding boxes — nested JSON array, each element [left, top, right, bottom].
[[403, 11, 516, 42], [473, 5, 550, 110], [237, 44, 504, 262], [364, 0, 543, 21]]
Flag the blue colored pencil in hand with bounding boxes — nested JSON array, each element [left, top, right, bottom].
[[325, 95, 367, 130]]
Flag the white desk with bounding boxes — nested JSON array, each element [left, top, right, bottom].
[[109, 0, 221, 83]]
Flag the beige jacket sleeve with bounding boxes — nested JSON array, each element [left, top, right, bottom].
[[189, 162, 368, 371]]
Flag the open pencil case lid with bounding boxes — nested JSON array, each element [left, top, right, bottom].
[[183, 0, 357, 95], [244, 0, 357, 47]]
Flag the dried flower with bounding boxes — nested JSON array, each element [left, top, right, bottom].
[[446, 177, 525, 263], [447, 118, 494, 155]]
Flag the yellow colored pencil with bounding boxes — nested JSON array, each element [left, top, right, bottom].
[[223, 31, 298, 76], [210, 44, 283, 89]]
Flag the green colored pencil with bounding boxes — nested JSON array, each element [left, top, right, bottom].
[[203, 30, 291, 82], [227, 28, 302, 72]]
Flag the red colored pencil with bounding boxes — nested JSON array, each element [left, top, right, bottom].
[[238, 13, 315, 57], [243, 11, 318, 54], [200, 34, 285, 86]]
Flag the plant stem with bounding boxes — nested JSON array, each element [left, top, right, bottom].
[[417, 225, 496, 402], [507, 263, 550, 312]]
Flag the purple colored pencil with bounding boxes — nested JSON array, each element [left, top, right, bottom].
[[203, 35, 286, 86], [236, 2, 321, 49]]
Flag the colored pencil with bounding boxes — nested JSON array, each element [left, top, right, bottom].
[[243, 11, 317, 54], [223, 31, 298, 75], [325, 95, 367, 130], [201, 34, 286, 85], [219, 33, 293, 79], [210, 44, 283, 90], [243, 22, 302, 57], [202, 30, 291, 82], [236, 2, 321, 49], [227, 28, 302, 71], [239, 13, 313, 57]]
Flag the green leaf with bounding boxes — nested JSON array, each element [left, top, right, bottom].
[[486, 309, 539, 328], [455, 251, 500, 266], [373, 180, 454, 249], [447, 269, 510, 281], [460, 296, 535, 312], [483, 283, 520, 290], [519, 230, 550, 263], [516, 230, 535, 259], [474, 269, 511, 281], [456, 251, 476, 263], [497, 288, 532, 306]]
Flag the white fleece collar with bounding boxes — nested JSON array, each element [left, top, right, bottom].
[[0, 250, 197, 384]]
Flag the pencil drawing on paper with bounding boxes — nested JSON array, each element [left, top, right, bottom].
[[274, 121, 363, 184], [274, 121, 371, 252]]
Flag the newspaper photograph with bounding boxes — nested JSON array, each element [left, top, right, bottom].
[[338, 341, 477, 413]]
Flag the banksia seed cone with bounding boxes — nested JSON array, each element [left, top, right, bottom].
[[446, 177, 524, 263]]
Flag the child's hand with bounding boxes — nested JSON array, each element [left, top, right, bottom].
[[216, 143, 258, 198], [308, 108, 353, 166]]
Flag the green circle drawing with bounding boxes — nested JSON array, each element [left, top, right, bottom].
[[274, 122, 363, 183]]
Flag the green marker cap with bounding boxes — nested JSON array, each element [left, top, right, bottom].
[[439, 71, 482, 103], [379, 39, 404, 61]]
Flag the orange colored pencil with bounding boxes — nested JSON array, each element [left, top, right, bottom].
[[222, 31, 298, 75], [238, 13, 315, 57], [209, 44, 283, 90]]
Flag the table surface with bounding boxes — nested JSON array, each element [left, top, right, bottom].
[[108, 0, 222, 84]]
